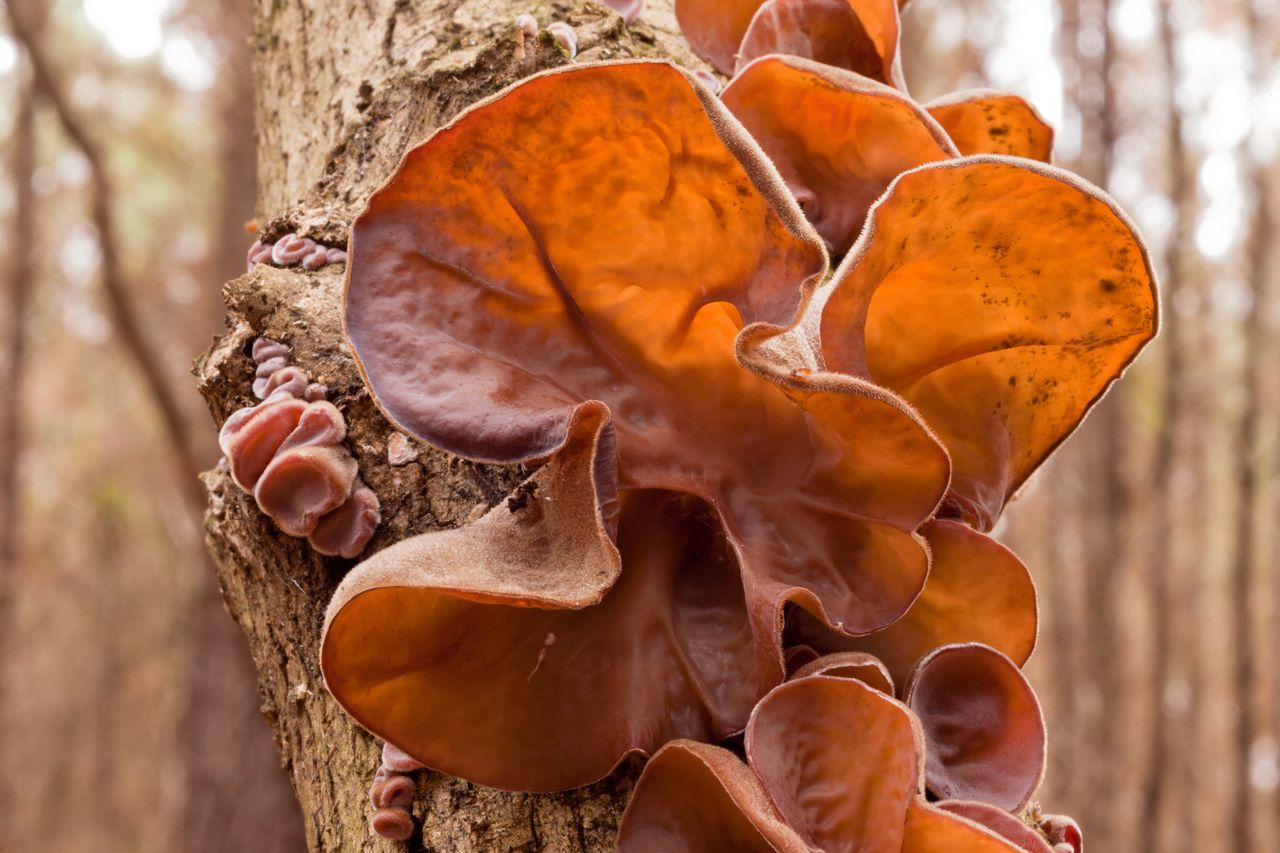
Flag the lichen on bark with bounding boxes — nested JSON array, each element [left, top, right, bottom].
[[197, 0, 703, 849]]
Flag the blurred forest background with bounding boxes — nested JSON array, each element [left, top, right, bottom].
[[0, 0, 1274, 851]]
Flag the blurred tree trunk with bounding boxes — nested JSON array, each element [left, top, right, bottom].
[[1079, 3, 1127, 846], [0, 37, 36, 849], [1048, 0, 1086, 815], [1234, 1, 1275, 847], [1140, 6, 1190, 851], [196, 1, 703, 849]]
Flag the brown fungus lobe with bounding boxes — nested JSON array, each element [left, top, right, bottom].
[[619, 674, 1033, 851], [787, 518, 1038, 689], [819, 157, 1159, 529], [676, 0, 901, 77], [735, 0, 905, 86], [903, 643, 1047, 812], [938, 801, 1056, 853], [926, 90, 1055, 161], [722, 56, 956, 254], [322, 60, 951, 792]]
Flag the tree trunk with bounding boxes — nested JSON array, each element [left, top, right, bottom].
[[0, 38, 36, 848], [196, 1, 704, 849]]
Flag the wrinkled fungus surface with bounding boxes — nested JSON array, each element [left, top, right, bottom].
[[322, 60, 956, 792], [368, 741, 424, 840], [618, 670, 1060, 851]]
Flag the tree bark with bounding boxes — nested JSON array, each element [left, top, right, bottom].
[[197, 1, 704, 849]]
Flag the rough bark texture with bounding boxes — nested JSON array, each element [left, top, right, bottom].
[[197, 0, 705, 849]]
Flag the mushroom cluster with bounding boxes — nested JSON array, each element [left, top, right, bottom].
[[303, 1, 1156, 846], [369, 742, 426, 841], [219, 338, 381, 558], [617, 655, 1080, 852], [247, 233, 348, 272]]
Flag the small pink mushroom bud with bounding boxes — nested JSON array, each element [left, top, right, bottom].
[[370, 774, 416, 810], [370, 807, 414, 841], [279, 400, 348, 449], [219, 398, 308, 491], [253, 355, 288, 395], [601, 0, 642, 25], [324, 247, 348, 265], [545, 22, 576, 58], [256, 365, 309, 401], [255, 354, 289, 376], [254, 445, 358, 537], [304, 382, 328, 402], [252, 401, 357, 536], [246, 239, 265, 272], [382, 741, 426, 773], [271, 233, 314, 266], [247, 240, 274, 271], [515, 13, 538, 36], [308, 483, 381, 558], [1042, 815, 1083, 853], [251, 337, 290, 365], [301, 244, 330, 270]]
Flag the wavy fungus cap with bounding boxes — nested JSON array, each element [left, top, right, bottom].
[[618, 670, 1054, 851], [722, 55, 957, 254], [905, 643, 1046, 812], [819, 157, 1159, 529], [677, 0, 901, 76], [735, 0, 906, 85], [320, 60, 954, 792], [787, 518, 1038, 688], [925, 89, 1056, 160]]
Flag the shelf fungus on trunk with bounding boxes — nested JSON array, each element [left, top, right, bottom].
[[218, 338, 381, 558], [617, 659, 1069, 852], [320, 60, 957, 793], [818, 157, 1159, 530]]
